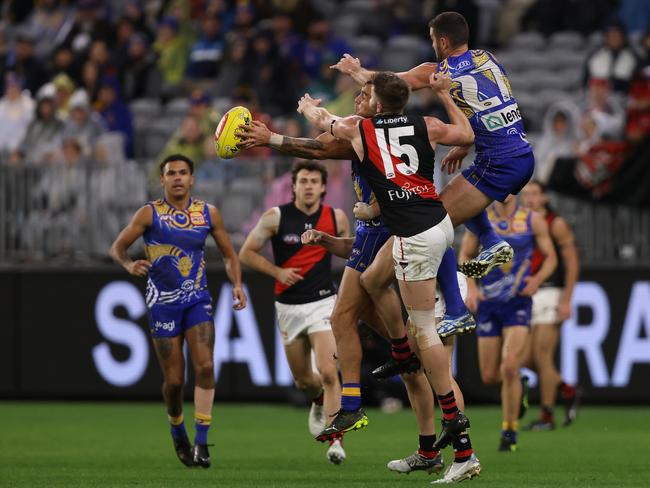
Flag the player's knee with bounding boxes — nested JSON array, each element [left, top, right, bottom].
[[480, 370, 500, 384], [500, 358, 519, 382], [319, 366, 338, 388], [164, 378, 184, 394], [195, 359, 214, 380], [293, 375, 316, 391], [359, 271, 378, 296]]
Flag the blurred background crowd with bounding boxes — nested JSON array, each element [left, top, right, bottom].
[[0, 0, 649, 264]]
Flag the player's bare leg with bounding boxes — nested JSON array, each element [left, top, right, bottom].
[[309, 330, 345, 463], [152, 335, 194, 467], [186, 322, 216, 467], [361, 239, 421, 378], [397, 278, 469, 452], [330, 267, 368, 398], [440, 175, 514, 278]]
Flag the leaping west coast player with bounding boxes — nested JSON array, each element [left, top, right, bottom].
[[298, 71, 478, 476]]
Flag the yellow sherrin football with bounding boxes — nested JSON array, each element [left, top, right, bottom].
[[214, 106, 252, 159]]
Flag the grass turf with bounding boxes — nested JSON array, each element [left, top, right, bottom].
[[1, 403, 648, 487]]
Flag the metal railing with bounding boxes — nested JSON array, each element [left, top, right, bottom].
[[1, 160, 648, 266]]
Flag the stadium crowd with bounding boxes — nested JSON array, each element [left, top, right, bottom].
[[0, 0, 648, 260]]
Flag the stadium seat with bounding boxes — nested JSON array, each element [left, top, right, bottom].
[[546, 50, 587, 71], [129, 98, 162, 118], [509, 31, 545, 51], [220, 193, 254, 232], [331, 16, 360, 41], [312, 0, 337, 18], [493, 51, 527, 73], [349, 36, 382, 61], [343, 0, 374, 17], [165, 98, 191, 117], [380, 49, 422, 72], [514, 51, 555, 71], [549, 31, 585, 51]]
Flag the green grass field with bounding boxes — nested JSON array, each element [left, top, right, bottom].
[[1, 403, 648, 487]]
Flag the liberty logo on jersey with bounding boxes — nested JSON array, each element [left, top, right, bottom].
[[481, 103, 522, 131]]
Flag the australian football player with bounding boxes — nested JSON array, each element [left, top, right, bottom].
[[238, 161, 351, 464], [110, 154, 247, 468]]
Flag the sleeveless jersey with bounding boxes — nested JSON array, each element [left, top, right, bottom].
[[143, 198, 212, 307], [480, 205, 535, 302], [271, 202, 337, 305], [358, 114, 446, 237], [351, 155, 386, 230], [436, 49, 531, 158], [531, 212, 565, 287]]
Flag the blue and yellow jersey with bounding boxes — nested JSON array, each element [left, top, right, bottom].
[[479, 205, 534, 301], [351, 157, 386, 229], [436, 49, 531, 158], [143, 198, 212, 307]]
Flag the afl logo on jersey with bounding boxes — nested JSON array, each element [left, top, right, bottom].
[[283, 234, 301, 244]]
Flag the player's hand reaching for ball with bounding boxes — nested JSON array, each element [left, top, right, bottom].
[[232, 285, 247, 310], [330, 53, 361, 75], [276, 267, 304, 286], [441, 146, 469, 174], [236, 120, 271, 149], [429, 72, 452, 93], [127, 260, 151, 277], [297, 94, 321, 114]]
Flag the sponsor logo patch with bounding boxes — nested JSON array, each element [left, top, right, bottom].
[[481, 103, 522, 132], [190, 211, 206, 226]]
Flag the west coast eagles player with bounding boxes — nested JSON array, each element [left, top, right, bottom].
[[238, 160, 351, 464], [460, 195, 556, 452], [110, 154, 247, 468]]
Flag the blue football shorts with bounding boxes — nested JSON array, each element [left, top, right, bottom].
[[476, 295, 532, 338], [462, 150, 535, 202], [147, 294, 213, 338], [346, 224, 391, 271]]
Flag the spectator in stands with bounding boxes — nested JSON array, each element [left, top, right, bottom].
[[80, 60, 100, 104], [87, 39, 117, 79], [7, 31, 50, 96], [626, 31, 650, 144], [242, 30, 296, 116], [52, 73, 75, 120], [120, 0, 154, 41], [584, 21, 639, 93], [618, 0, 650, 37], [0, 73, 35, 153], [12, 84, 63, 165], [62, 89, 105, 158], [297, 20, 350, 83], [188, 88, 219, 138], [113, 16, 137, 70], [96, 76, 134, 158], [534, 104, 580, 182], [270, 13, 302, 59], [583, 78, 626, 140], [156, 115, 204, 170], [121, 33, 160, 101], [52, 46, 81, 85], [22, 0, 74, 59], [186, 14, 225, 81], [213, 36, 247, 97], [153, 16, 189, 90], [62, 0, 114, 56]]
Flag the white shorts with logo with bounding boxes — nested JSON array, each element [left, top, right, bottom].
[[532, 287, 562, 325], [275, 295, 336, 345], [392, 214, 454, 282], [435, 272, 468, 319]]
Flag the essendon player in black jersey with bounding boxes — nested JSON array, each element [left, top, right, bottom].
[[239, 161, 351, 464], [299, 71, 478, 462]]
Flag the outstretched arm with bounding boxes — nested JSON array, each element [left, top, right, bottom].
[[237, 121, 356, 160], [209, 205, 246, 310], [331, 54, 438, 90], [297, 94, 363, 142], [110, 205, 152, 277], [551, 217, 579, 321], [301, 230, 354, 259], [425, 73, 475, 148]]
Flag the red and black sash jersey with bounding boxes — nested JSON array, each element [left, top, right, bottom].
[[358, 114, 446, 237], [531, 212, 565, 287], [271, 202, 337, 304]]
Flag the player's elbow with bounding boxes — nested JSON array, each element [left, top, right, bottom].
[[460, 128, 474, 146], [238, 248, 250, 266]]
